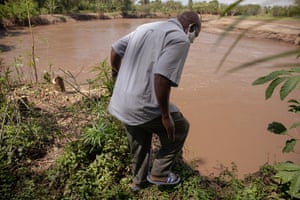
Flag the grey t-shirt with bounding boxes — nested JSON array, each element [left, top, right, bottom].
[[109, 18, 190, 125]]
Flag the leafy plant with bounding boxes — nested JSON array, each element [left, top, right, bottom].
[[252, 67, 300, 154], [47, 106, 131, 199], [0, 94, 59, 199], [252, 67, 300, 100], [0, 0, 38, 25], [88, 60, 115, 98], [273, 162, 300, 198], [43, 61, 132, 199], [252, 67, 300, 199], [44, 0, 58, 16]]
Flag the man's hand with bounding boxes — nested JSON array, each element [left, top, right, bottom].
[[154, 74, 176, 142], [110, 48, 122, 80], [162, 114, 175, 142]]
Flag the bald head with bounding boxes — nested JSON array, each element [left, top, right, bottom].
[[177, 11, 201, 37]]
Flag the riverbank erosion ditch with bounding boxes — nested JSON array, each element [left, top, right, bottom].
[[201, 15, 300, 46]]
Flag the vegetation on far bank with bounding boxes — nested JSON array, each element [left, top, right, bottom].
[[0, 0, 300, 28]]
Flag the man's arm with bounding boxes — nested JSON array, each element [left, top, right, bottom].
[[154, 74, 175, 141], [110, 48, 122, 80]]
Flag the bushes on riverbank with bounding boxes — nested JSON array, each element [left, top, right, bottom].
[[0, 0, 299, 29]]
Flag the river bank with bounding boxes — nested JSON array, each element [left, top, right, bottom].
[[201, 14, 300, 45], [51, 13, 300, 45], [3, 13, 299, 46]]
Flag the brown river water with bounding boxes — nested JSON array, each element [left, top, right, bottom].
[[1, 18, 299, 177]]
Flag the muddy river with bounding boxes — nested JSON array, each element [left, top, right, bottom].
[[1, 18, 299, 177]]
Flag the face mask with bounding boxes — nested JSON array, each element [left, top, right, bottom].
[[187, 30, 196, 43], [187, 24, 197, 43]]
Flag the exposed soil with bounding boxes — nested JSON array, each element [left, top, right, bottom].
[[9, 82, 103, 173], [201, 14, 300, 45]]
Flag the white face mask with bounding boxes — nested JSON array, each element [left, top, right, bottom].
[[187, 24, 197, 43], [187, 30, 196, 43]]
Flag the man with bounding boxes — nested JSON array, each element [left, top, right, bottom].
[[109, 11, 201, 191]]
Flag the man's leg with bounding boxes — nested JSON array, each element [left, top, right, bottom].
[[146, 112, 190, 178], [125, 125, 152, 186]]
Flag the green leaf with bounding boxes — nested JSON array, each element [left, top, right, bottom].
[[228, 49, 300, 73], [291, 67, 300, 73], [283, 139, 296, 153], [274, 163, 300, 198], [274, 162, 300, 184], [252, 70, 291, 85], [290, 122, 300, 129], [221, 0, 244, 16], [252, 70, 290, 85], [288, 103, 300, 113], [280, 75, 300, 100], [265, 77, 288, 100], [216, 30, 247, 73], [293, 193, 300, 199], [288, 99, 300, 104], [274, 171, 296, 184], [274, 162, 300, 172], [290, 172, 300, 198], [267, 122, 287, 135], [215, 15, 248, 45]]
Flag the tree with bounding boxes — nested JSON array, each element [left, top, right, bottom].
[[139, 0, 149, 5], [208, 0, 219, 14], [34, 0, 47, 8], [58, 0, 81, 13], [44, 0, 58, 15], [188, 0, 193, 10], [0, 0, 37, 24]]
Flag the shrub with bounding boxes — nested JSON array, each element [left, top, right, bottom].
[[0, 0, 38, 25]]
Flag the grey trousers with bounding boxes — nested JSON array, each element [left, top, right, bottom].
[[125, 112, 189, 185]]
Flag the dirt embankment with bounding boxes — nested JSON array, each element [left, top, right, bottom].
[[201, 14, 300, 45]]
